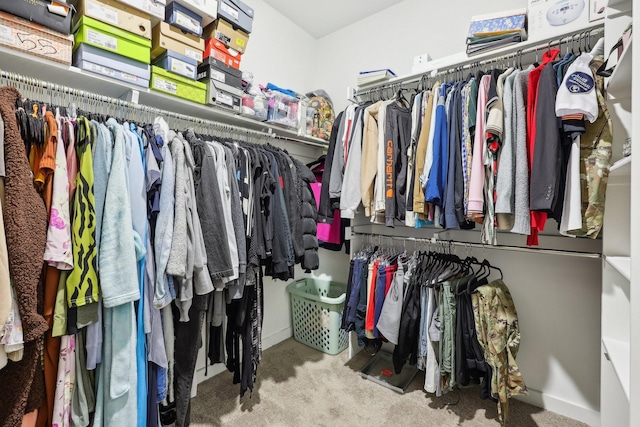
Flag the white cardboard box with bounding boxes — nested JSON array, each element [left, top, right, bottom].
[[528, 0, 593, 40], [114, 0, 165, 19]]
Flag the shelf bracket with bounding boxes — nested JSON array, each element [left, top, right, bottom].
[[120, 89, 140, 105]]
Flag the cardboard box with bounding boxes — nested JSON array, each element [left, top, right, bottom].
[[165, 1, 202, 36], [0, 11, 74, 64], [468, 8, 527, 38], [74, 15, 151, 62], [73, 43, 150, 87], [217, 0, 253, 34], [203, 37, 240, 68], [150, 65, 206, 104], [167, 0, 217, 26], [197, 56, 242, 88], [151, 21, 203, 62], [72, 0, 152, 39], [0, 0, 74, 35], [201, 78, 242, 111], [152, 50, 198, 80], [203, 18, 248, 53], [528, 0, 592, 40], [114, 0, 164, 20]]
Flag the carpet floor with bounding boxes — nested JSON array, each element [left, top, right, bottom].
[[190, 338, 588, 427]]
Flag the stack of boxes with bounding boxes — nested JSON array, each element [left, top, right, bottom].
[[0, 0, 75, 64], [0, 0, 256, 112], [198, 0, 253, 111], [149, 1, 210, 104], [150, 20, 205, 102], [67, 0, 214, 104], [71, 0, 156, 88]]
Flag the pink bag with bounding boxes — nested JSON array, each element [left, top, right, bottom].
[[310, 182, 342, 245]]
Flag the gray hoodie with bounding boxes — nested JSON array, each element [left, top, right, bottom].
[[340, 106, 366, 219], [510, 67, 533, 235]]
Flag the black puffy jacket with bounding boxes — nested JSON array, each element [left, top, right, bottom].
[[293, 158, 319, 271]]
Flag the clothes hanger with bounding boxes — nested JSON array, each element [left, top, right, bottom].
[[394, 86, 410, 108], [425, 243, 448, 289], [488, 260, 504, 280], [465, 256, 489, 294], [586, 28, 596, 52], [434, 244, 456, 286], [453, 262, 472, 294]]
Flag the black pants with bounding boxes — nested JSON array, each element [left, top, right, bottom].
[[173, 294, 208, 427]]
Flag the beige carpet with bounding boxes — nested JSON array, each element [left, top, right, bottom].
[[190, 338, 588, 427]]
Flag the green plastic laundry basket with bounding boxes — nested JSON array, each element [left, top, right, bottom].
[[286, 278, 349, 355]]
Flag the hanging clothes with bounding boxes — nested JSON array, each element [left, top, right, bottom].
[[324, 40, 609, 247], [0, 80, 321, 425], [344, 242, 526, 425], [566, 51, 612, 239], [0, 86, 49, 427]]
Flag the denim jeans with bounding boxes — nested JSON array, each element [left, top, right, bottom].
[[345, 259, 364, 330]]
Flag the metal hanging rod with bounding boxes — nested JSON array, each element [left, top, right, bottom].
[[0, 69, 329, 148], [355, 24, 604, 100], [350, 231, 602, 259]]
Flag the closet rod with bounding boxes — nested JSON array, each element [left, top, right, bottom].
[[0, 69, 329, 149], [350, 231, 602, 259], [355, 24, 604, 99]]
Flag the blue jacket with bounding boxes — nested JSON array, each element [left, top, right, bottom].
[[425, 84, 451, 206]]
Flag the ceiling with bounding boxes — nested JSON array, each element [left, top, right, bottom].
[[262, 0, 405, 39]]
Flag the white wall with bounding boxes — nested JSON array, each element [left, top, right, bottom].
[[313, 0, 528, 113], [238, 0, 318, 95]]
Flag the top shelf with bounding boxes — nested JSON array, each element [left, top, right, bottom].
[[606, 0, 633, 17], [607, 0, 630, 6], [0, 45, 328, 148], [356, 21, 604, 93], [606, 38, 633, 98]]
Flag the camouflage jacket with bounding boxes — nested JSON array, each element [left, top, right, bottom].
[[472, 279, 527, 425], [568, 54, 612, 238]]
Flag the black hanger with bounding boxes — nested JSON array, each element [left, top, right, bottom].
[[424, 248, 447, 289], [26, 101, 44, 149], [394, 87, 409, 107], [465, 258, 503, 294], [306, 155, 326, 169], [485, 259, 503, 280], [442, 245, 464, 282], [15, 108, 28, 150], [433, 252, 454, 288]]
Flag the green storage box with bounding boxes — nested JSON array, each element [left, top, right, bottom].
[[150, 66, 206, 105], [74, 16, 151, 63], [286, 278, 349, 355]]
